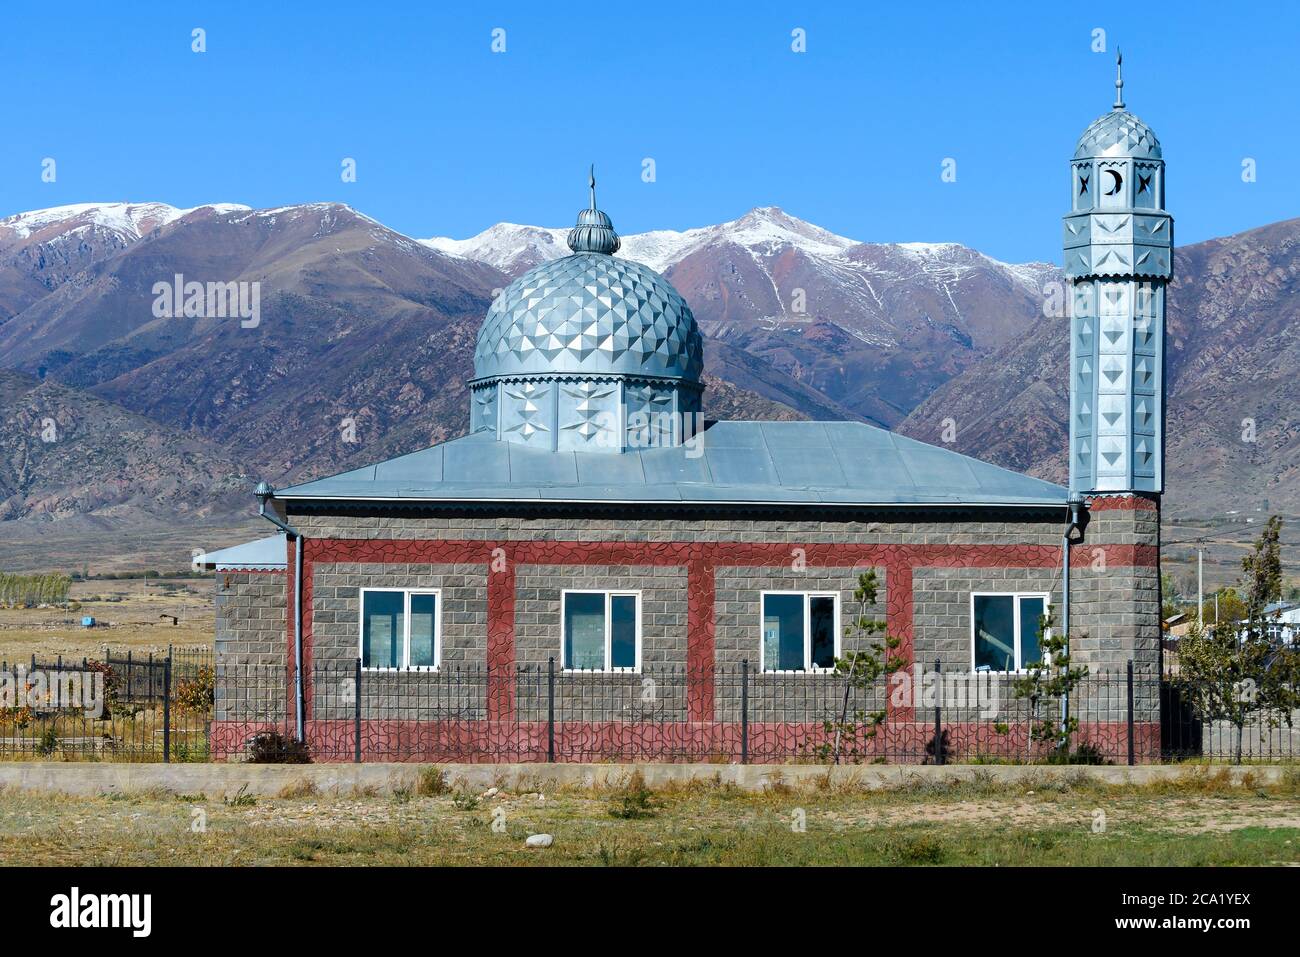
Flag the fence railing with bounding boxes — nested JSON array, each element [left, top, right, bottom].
[[1, 653, 1296, 764]]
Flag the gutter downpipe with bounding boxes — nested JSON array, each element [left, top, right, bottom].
[[255, 481, 304, 743], [1061, 493, 1084, 740]]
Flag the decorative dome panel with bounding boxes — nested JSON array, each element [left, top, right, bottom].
[[1074, 109, 1162, 160], [473, 252, 703, 382]]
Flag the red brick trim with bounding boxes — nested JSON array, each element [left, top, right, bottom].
[[487, 547, 515, 722], [687, 558, 715, 721], [1087, 494, 1159, 511]]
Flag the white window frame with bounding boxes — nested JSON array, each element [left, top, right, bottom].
[[969, 592, 1051, 673], [759, 591, 841, 674], [358, 587, 442, 671], [560, 590, 642, 673]]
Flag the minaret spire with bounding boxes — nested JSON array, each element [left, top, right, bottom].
[[1113, 48, 1125, 110], [567, 163, 621, 255]]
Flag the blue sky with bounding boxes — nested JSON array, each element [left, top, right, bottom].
[[1, 1, 1295, 263]]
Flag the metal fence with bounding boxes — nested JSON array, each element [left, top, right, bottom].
[[0, 647, 214, 762], [1, 653, 1296, 764]]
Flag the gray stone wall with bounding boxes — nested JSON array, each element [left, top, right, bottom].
[[218, 503, 1159, 732], [214, 572, 286, 721], [311, 562, 488, 721], [714, 565, 886, 723], [514, 563, 689, 723]]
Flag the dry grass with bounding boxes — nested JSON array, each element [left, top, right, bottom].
[[0, 774, 1296, 867], [0, 578, 213, 662]]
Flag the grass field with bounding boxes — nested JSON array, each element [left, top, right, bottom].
[[0, 579, 213, 663], [0, 771, 1297, 866]]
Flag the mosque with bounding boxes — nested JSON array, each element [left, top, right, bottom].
[[199, 55, 1168, 761]]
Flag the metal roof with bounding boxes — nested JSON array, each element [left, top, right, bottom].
[[193, 534, 286, 571], [275, 421, 1067, 508]]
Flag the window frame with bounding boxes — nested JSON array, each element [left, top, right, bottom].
[[358, 587, 442, 672], [969, 591, 1051, 673], [759, 590, 841, 674], [560, 589, 642, 673]]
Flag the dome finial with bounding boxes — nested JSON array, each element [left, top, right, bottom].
[[1113, 48, 1125, 110], [567, 164, 621, 255]]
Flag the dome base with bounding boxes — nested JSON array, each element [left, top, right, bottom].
[[470, 373, 702, 453]]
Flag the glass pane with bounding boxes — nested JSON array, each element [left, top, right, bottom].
[[1019, 596, 1045, 668], [610, 595, 637, 669], [973, 595, 1016, 671], [564, 592, 606, 670], [810, 596, 836, 668], [762, 594, 805, 671], [409, 593, 437, 667], [362, 591, 403, 669]]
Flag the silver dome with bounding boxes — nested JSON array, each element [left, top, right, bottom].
[[472, 252, 703, 382], [468, 168, 704, 453]]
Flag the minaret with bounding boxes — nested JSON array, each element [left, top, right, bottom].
[[1065, 51, 1172, 494]]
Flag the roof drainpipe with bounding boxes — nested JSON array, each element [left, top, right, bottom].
[[1061, 493, 1084, 743], [255, 481, 304, 743]]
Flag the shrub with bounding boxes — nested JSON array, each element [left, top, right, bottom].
[[36, 726, 59, 757], [1, 706, 34, 730], [173, 666, 215, 714], [224, 784, 256, 807], [880, 834, 947, 865], [451, 788, 480, 811], [608, 771, 659, 819], [416, 766, 449, 796], [243, 731, 311, 764], [923, 728, 952, 765], [82, 660, 119, 719]]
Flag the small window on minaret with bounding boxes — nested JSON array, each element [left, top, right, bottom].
[[1134, 169, 1155, 208], [1100, 166, 1126, 207]]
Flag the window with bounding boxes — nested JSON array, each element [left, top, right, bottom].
[[761, 592, 838, 672], [360, 589, 440, 670], [562, 591, 639, 671], [971, 593, 1048, 672]]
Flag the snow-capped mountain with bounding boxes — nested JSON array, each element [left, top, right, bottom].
[[0, 197, 1293, 529], [426, 206, 1059, 425], [423, 205, 1049, 289], [0, 201, 250, 244]]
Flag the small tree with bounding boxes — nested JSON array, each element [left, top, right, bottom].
[[1160, 571, 1181, 621], [1176, 517, 1296, 764], [1008, 606, 1091, 760], [816, 570, 907, 764], [1241, 516, 1283, 618], [1176, 618, 1297, 764]]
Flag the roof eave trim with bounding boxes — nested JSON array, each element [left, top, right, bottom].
[[274, 494, 1067, 508]]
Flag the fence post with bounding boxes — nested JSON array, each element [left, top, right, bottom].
[[354, 658, 362, 764], [740, 659, 749, 765], [546, 657, 556, 763], [126, 650, 133, 700], [933, 658, 944, 766], [162, 655, 172, 763], [1126, 660, 1135, 766]]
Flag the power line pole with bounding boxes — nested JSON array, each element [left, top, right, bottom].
[[1197, 546, 1204, 626]]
